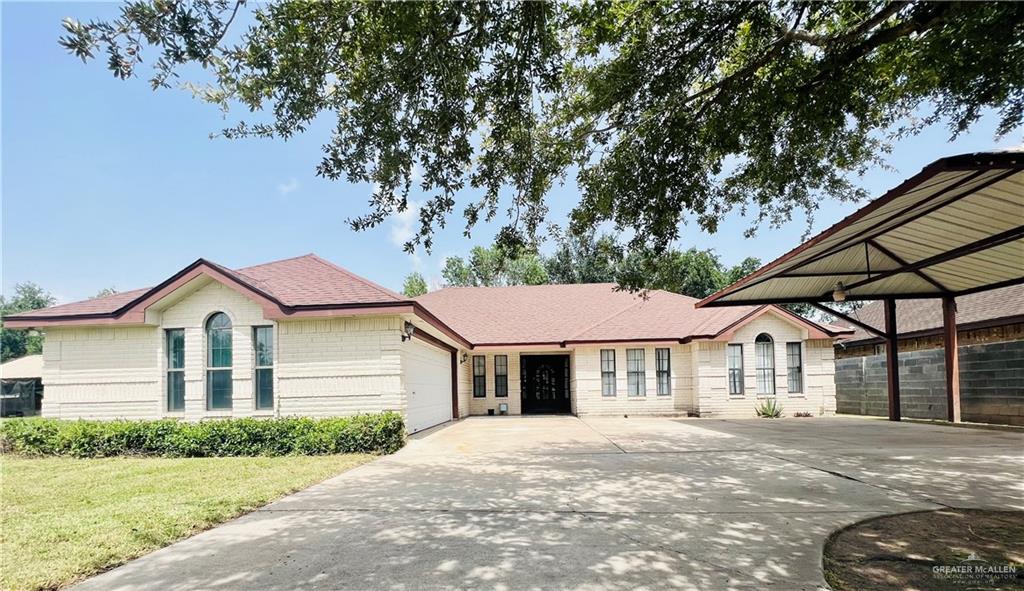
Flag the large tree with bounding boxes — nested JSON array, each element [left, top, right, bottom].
[[442, 245, 549, 287], [1, 283, 56, 361], [401, 272, 428, 297], [545, 228, 623, 284], [61, 2, 1024, 289]]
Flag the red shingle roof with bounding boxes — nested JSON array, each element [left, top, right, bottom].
[[7, 287, 152, 318], [7, 254, 847, 346], [7, 254, 406, 319], [232, 254, 405, 306], [839, 284, 1024, 343], [414, 284, 838, 345]]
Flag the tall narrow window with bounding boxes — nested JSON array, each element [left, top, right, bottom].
[[755, 333, 775, 395], [626, 348, 645, 397], [494, 355, 508, 397], [472, 355, 486, 398], [655, 348, 671, 396], [787, 342, 803, 394], [166, 329, 185, 411], [600, 350, 616, 396], [728, 344, 744, 395], [206, 312, 233, 410], [254, 326, 274, 410]]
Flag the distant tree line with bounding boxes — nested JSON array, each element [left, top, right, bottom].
[[1, 285, 116, 361], [401, 230, 761, 300]]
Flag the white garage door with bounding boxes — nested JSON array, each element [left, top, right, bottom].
[[404, 339, 453, 433]]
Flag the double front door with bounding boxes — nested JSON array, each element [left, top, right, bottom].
[[520, 355, 571, 414]]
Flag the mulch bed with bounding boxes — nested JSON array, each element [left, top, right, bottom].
[[824, 509, 1024, 590]]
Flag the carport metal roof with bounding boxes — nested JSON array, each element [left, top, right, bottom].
[[697, 151, 1024, 308], [696, 150, 1024, 424]]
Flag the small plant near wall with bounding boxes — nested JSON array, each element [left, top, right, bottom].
[[794, 411, 813, 418], [755, 398, 784, 418]]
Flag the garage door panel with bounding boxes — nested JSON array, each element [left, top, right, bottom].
[[403, 339, 452, 433]]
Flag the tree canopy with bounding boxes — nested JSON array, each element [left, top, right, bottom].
[[1, 283, 56, 361], [439, 233, 761, 300], [61, 1, 1024, 290], [442, 246, 549, 287], [92, 287, 119, 299], [401, 272, 428, 297]]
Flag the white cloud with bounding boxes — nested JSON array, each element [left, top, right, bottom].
[[389, 199, 422, 249], [389, 200, 426, 272], [277, 178, 299, 196]]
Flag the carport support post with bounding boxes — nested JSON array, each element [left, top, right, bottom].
[[883, 298, 901, 421], [942, 296, 962, 423]]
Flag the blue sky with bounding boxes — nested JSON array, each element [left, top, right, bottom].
[[3, 2, 1021, 304]]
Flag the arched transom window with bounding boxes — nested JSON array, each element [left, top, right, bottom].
[[206, 312, 233, 410], [755, 333, 776, 395]]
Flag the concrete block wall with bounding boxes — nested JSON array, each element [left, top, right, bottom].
[[835, 339, 1024, 426]]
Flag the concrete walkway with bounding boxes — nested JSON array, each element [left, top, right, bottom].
[[75, 417, 1023, 590]]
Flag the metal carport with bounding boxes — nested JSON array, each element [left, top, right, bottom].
[[697, 150, 1024, 422]]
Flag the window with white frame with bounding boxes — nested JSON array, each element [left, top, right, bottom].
[[472, 355, 486, 398], [655, 348, 671, 396], [727, 344, 744, 395], [600, 349, 616, 396], [755, 333, 776, 395], [494, 355, 508, 397], [626, 348, 645, 396], [254, 326, 274, 410], [206, 312, 233, 410], [786, 342, 803, 394], [166, 329, 185, 411]]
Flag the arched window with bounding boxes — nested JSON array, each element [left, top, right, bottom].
[[755, 333, 775, 395], [206, 312, 233, 410]]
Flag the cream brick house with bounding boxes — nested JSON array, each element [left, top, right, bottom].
[[5, 254, 851, 432]]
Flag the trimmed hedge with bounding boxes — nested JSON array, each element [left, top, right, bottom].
[[0, 413, 405, 458]]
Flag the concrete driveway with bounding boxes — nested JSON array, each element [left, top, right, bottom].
[[76, 417, 1023, 590]]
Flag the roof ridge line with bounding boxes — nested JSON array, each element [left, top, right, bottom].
[[235, 252, 320, 271], [564, 293, 649, 341], [305, 254, 408, 302]]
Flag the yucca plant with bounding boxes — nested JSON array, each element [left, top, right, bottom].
[[755, 398, 784, 418]]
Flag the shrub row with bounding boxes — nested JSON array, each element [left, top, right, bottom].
[[0, 412, 405, 458]]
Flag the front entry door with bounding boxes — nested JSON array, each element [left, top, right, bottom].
[[521, 355, 571, 414]]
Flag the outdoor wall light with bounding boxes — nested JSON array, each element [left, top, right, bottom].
[[401, 321, 416, 342], [460, 352, 469, 364], [832, 281, 847, 302]]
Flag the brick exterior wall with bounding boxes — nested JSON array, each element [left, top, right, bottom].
[[573, 344, 693, 416], [40, 279, 409, 420], [835, 339, 1024, 426], [37, 280, 841, 423], [457, 312, 838, 419], [691, 311, 837, 418]]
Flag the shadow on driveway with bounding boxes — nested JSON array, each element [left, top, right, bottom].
[[73, 416, 1024, 590]]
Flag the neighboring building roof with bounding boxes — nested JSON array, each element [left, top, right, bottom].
[[415, 284, 849, 346], [838, 283, 1024, 344], [0, 354, 43, 380]]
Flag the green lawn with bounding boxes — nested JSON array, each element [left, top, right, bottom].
[[0, 454, 372, 591]]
